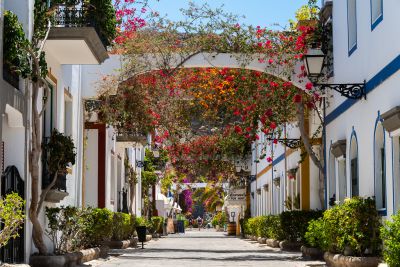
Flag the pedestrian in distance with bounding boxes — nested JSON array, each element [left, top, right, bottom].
[[196, 216, 203, 231]]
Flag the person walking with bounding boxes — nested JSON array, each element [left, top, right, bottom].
[[196, 216, 203, 231]]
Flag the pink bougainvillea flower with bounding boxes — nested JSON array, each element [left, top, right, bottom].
[[267, 157, 273, 163]]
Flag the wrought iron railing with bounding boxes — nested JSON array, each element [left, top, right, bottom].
[[52, 3, 110, 47], [41, 137, 67, 192]]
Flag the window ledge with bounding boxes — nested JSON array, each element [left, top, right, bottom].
[[377, 208, 387, 216], [348, 44, 357, 57], [371, 14, 383, 31]]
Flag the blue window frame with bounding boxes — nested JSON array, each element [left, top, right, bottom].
[[371, 0, 383, 31], [374, 112, 387, 216], [349, 129, 359, 197], [347, 0, 357, 56]]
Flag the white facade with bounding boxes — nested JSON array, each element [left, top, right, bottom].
[[250, 115, 323, 217], [325, 0, 400, 218]]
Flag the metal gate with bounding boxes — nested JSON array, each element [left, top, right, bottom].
[[1, 166, 25, 263]]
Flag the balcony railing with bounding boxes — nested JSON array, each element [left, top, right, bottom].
[[51, 3, 111, 47]]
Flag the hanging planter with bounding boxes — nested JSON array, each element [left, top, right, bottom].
[[287, 168, 298, 180]]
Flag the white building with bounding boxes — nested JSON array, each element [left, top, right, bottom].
[[0, 1, 145, 263], [250, 116, 323, 217], [324, 0, 400, 218]]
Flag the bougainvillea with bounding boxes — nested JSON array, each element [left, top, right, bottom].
[[97, 1, 323, 187]]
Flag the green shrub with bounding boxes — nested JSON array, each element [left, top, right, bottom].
[[46, 206, 87, 253], [244, 215, 283, 240], [265, 215, 284, 240], [83, 208, 113, 247], [305, 218, 329, 249], [305, 197, 381, 256], [151, 216, 164, 233], [280, 210, 323, 242], [381, 213, 400, 266], [112, 213, 135, 240], [0, 193, 25, 248], [212, 212, 227, 228]]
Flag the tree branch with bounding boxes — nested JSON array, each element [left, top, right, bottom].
[[296, 102, 323, 173]]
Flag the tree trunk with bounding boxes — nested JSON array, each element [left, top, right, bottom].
[[28, 79, 48, 255], [296, 102, 325, 208]]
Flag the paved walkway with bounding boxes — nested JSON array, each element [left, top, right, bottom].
[[87, 229, 325, 267]]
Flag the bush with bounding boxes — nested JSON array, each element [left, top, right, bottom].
[[0, 193, 25, 248], [82, 208, 113, 247], [305, 218, 329, 249], [280, 210, 323, 242], [244, 215, 283, 240], [265, 215, 284, 240], [305, 197, 381, 256], [46, 206, 86, 253], [381, 213, 400, 266], [151, 216, 164, 234], [212, 212, 227, 228], [112, 213, 135, 241]]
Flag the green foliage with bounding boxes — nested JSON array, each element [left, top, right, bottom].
[[42, 129, 76, 177], [135, 216, 150, 227], [381, 213, 400, 266], [0, 193, 25, 248], [3, 11, 30, 78], [84, 0, 117, 46], [305, 197, 381, 256], [305, 218, 329, 249], [112, 213, 135, 241], [83, 208, 114, 247], [217, 133, 250, 159], [151, 216, 164, 233], [212, 212, 227, 227], [46, 206, 87, 254], [280, 210, 323, 242], [245, 215, 283, 240], [46, 207, 139, 252]]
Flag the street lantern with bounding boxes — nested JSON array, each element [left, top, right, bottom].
[[303, 48, 325, 79], [303, 48, 366, 100]]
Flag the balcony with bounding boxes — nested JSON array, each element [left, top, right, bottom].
[[44, 2, 111, 64]]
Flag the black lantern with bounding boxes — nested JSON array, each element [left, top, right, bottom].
[[304, 49, 366, 100]]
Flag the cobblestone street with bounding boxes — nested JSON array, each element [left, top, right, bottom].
[[89, 230, 325, 267]]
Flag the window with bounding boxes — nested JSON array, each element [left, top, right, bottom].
[[350, 134, 359, 196], [338, 159, 347, 202], [64, 94, 73, 136], [374, 121, 386, 214], [371, 0, 383, 30], [328, 149, 336, 206], [347, 0, 357, 55], [43, 83, 57, 138]]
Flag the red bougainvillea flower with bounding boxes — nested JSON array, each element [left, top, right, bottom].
[[270, 122, 277, 130], [294, 94, 302, 103], [306, 82, 313, 90], [267, 157, 273, 163]]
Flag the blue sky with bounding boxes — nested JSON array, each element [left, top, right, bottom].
[[148, 0, 310, 29]]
